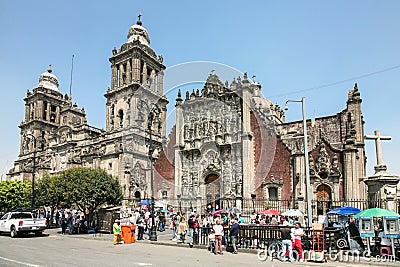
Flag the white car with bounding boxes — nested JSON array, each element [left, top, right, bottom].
[[0, 212, 47, 237]]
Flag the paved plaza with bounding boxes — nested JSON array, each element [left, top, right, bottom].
[[0, 228, 398, 267]]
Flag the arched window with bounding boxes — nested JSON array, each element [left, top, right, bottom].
[[118, 109, 124, 127]]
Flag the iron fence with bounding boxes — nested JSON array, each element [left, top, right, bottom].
[[195, 225, 357, 252], [136, 197, 398, 217]]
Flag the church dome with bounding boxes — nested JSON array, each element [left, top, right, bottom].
[[127, 14, 150, 46], [38, 65, 59, 91]]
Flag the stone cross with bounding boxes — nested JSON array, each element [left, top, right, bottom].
[[365, 130, 391, 166]]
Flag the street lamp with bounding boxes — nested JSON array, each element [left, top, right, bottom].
[[25, 133, 37, 210], [251, 193, 256, 213], [284, 97, 312, 228], [177, 194, 182, 214], [148, 106, 158, 241]]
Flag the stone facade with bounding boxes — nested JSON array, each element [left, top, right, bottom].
[[8, 16, 368, 214], [7, 17, 168, 204], [171, 71, 367, 214]]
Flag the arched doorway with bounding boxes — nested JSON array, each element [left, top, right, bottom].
[[205, 174, 220, 211], [316, 184, 332, 215]]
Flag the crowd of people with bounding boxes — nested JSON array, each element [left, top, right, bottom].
[[44, 204, 396, 261]]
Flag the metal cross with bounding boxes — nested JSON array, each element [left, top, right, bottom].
[[365, 130, 391, 166]]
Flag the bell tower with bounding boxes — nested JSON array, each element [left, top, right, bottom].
[[105, 15, 167, 135], [20, 65, 65, 156], [103, 15, 168, 201]]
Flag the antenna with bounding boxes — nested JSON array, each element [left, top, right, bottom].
[[69, 55, 74, 102]]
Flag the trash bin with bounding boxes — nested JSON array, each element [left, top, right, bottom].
[[121, 225, 136, 244]]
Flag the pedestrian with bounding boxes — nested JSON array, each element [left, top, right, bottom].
[[67, 213, 74, 234], [158, 213, 165, 232], [280, 223, 295, 262], [177, 216, 188, 243], [136, 214, 145, 240], [188, 214, 196, 247], [113, 219, 121, 245], [208, 229, 216, 254], [229, 219, 239, 254], [60, 216, 67, 235], [213, 219, 224, 255], [270, 215, 278, 225], [129, 213, 136, 226], [170, 213, 178, 241], [292, 222, 304, 262]]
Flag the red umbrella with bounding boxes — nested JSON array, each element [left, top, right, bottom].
[[258, 209, 280, 216], [212, 209, 223, 216]]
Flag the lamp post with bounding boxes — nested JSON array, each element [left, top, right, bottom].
[[251, 193, 256, 213], [148, 107, 158, 241], [284, 97, 312, 228], [177, 194, 182, 214], [25, 133, 37, 210]]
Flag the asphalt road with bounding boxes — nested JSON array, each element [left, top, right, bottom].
[[0, 230, 396, 267], [0, 231, 306, 267]]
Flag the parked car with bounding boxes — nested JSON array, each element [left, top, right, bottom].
[[0, 211, 47, 237]]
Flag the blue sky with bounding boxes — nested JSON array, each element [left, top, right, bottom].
[[1, 0, 399, 180]]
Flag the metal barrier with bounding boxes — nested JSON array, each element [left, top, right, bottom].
[[197, 225, 347, 252]]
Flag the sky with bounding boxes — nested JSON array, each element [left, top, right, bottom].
[[1, 0, 399, 180]]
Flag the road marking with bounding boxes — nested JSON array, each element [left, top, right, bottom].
[[0, 256, 43, 267], [135, 263, 153, 266]]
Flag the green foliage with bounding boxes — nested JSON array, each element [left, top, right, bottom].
[[57, 167, 122, 212], [36, 173, 64, 210], [264, 204, 272, 210], [0, 181, 31, 212]]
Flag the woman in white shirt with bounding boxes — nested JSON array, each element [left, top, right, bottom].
[[213, 219, 224, 255]]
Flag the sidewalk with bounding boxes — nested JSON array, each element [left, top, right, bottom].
[[44, 228, 398, 266]]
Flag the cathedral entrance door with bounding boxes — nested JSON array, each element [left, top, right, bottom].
[[316, 184, 332, 215], [205, 174, 221, 211]]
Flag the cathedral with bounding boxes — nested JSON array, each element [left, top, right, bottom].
[[7, 16, 367, 215]]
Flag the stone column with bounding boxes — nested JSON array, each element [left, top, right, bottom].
[[150, 69, 156, 91], [241, 87, 254, 199], [111, 65, 117, 89], [157, 71, 164, 94], [25, 103, 30, 122], [160, 106, 167, 139], [105, 103, 110, 131], [174, 104, 184, 197], [126, 60, 131, 84], [37, 101, 43, 120], [142, 63, 147, 86], [119, 64, 124, 87], [46, 102, 51, 121], [30, 103, 34, 120], [132, 58, 140, 83], [56, 106, 60, 124], [343, 145, 359, 199], [294, 155, 305, 199]]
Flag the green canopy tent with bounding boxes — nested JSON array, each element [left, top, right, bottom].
[[353, 208, 399, 219]]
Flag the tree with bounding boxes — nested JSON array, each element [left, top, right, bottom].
[[36, 173, 64, 223], [60, 167, 123, 213], [0, 181, 31, 212]]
